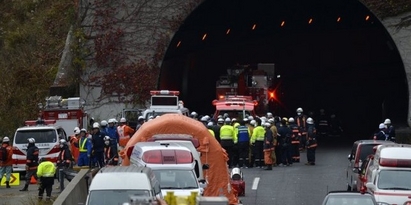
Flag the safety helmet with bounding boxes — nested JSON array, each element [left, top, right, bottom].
[[2, 137, 10, 142], [200, 116, 208, 122], [207, 122, 214, 127], [384, 119, 391, 125], [28, 138, 35, 143], [59, 139, 67, 145], [379, 123, 386, 129], [138, 116, 144, 121], [243, 118, 249, 122], [80, 128, 87, 133], [264, 122, 271, 127], [225, 118, 231, 122], [191, 111, 198, 116], [231, 118, 237, 122], [306, 117, 314, 125], [104, 136, 111, 141], [218, 115, 223, 119], [248, 116, 254, 120], [74, 129, 80, 135], [204, 115, 210, 121], [74, 127, 80, 133], [260, 116, 267, 121], [92, 122, 100, 129], [296, 108, 303, 113], [120, 118, 127, 123], [148, 116, 154, 120], [267, 112, 273, 117], [108, 118, 116, 123], [282, 117, 288, 122], [250, 120, 256, 126], [288, 117, 295, 123], [100, 120, 108, 126], [217, 118, 224, 123]]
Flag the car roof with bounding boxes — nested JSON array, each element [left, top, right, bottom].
[[16, 126, 61, 131], [354, 140, 395, 145], [327, 191, 373, 195], [90, 166, 154, 190]]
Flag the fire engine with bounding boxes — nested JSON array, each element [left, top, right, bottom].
[[215, 63, 278, 115], [141, 90, 190, 121], [212, 95, 257, 120]]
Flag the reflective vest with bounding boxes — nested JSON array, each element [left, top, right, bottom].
[[237, 126, 249, 142], [251, 126, 265, 143], [220, 125, 234, 141], [37, 161, 56, 177], [208, 129, 215, 137], [79, 137, 88, 152]]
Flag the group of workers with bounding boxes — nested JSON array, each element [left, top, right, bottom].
[[192, 107, 318, 170], [374, 118, 396, 142]]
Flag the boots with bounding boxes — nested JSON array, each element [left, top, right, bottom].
[[264, 164, 272, 170], [5, 181, 10, 188], [20, 184, 28, 191]]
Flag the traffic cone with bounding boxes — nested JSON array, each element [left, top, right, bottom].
[[30, 176, 37, 184]]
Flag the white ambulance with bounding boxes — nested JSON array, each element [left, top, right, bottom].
[[128, 141, 203, 197], [365, 144, 411, 205], [142, 90, 190, 121]]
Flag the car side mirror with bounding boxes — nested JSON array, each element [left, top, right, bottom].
[[202, 164, 210, 170], [365, 182, 375, 190]]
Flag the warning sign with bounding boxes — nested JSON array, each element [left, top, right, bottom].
[[1, 173, 20, 186]]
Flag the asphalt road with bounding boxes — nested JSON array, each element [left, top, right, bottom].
[[238, 137, 353, 205]]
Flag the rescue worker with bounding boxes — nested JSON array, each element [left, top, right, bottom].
[[100, 120, 108, 136], [20, 138, 39, 191], [251, 118, 265, 168], [200, 116, 208, 126], [69, 127, 80, 164], [384, 118, 396, 142], [56, 139, 73, 184], [135, 116, 145, 131], [232, 118, 240, 128], [117, 118, 135, 149], [106, 119, 120, 144], [268, 119, 278, 166], [190, 111, 198, 120], [0, 137, 13, 188], [212, 118, 223, 143], [278, 119, 293, 166], [248, 119, 256, 168], [237, 119, 250, 168], [91, 122, 106, 168], [374, 123, 388, 141], [231, 118, 240, 167], [37, 158, 56, 201], [220, 118, 236, 168], [263, 122, 274, 170], [77, 128, 92, 167], [104, 136, 119, 166], [305, 117, 318, 165], [267, 112, 274, 120], [207, 122, 215, 137], [295, 107, 308, 152], [288, 118, 301, 162]]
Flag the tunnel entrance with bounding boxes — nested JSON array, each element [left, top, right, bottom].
[[159, 0, 407, 136]]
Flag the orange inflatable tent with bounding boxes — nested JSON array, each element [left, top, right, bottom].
[[119, 114, 238, 204]]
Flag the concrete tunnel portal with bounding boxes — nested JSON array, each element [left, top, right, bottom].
[[159, 0, 407, 137]]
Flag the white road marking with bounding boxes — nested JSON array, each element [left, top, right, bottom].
[[251, 177, 260, 190]]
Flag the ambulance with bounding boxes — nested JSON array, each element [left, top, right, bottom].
[[142, 90, 190, 121], [365, 144, 411, 205], [212, 95, 257, 120], [128, 141, 204, 196]]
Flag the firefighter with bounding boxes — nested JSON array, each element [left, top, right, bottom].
[[117, 118, 135, 149], [135, 116, 145, 131], [0, 137, 13, 188], [268, 119, 278, 166], [220, 118, 236, 168], [305, 117, 318, 165], [200, 116, 208, 126], [278, 119, 292, 166], [288, 118, 301, 162], [56, 139, 73, 171], [104, 136, 119, 166], [232, 118, 240, 128], [384, 119, 396, 142], [263, 122, 274, 170], [106, 119, 120, 144], [237, 119, 250, 168], [212, 118, 223, 143], [69, 127, 80, 164], [37, 158, 56, 201], [251, 118, 265, 168], [20, 138, 39, 191], [91, 122, 106, 168], [100, 120, 108, 135], [266, 112, 274, 120], [248, 119, 256, 168], [374, 123, 388, 141], [190, 111, 198, 120], [207, 122, 215, 137], [77, 128, 92, 167], [295, 107, 308, 152]]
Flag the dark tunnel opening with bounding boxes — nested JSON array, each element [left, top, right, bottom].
[[159, 0, 408, 138]]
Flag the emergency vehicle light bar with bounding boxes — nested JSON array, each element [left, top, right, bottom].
[[379, 158, 411, 168], [150, 90, 180, 96], [142, 150, 193, 164], [25, 119, 56, 126]]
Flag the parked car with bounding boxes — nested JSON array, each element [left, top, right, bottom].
[[346, 140, 395, 191], [322, 191, 377, 205]]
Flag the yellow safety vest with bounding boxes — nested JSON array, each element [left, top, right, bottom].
[[220, 125, 234, 141], [208, 129, 215, 137], [251, 126, 265, 143], [79, 138, 88, 152], [37, 161, 56, 177]]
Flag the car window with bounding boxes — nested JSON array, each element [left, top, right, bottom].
[[377, 170, 411, 190], [15, 129, 57, 144], [325, 195, 375, 205], [360, 158, 369, 175], [350, 143, 358, 160], [358, 144, 377, 162], [57, 128, 67, 141], [153, 170, 198, 189]]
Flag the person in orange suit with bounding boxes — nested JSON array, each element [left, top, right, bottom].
[[117, 118, 135, 149], [69, 127, 80, 164]]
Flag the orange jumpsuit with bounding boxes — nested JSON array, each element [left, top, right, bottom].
[[69, 135, 79, 164], [117, 124, 135, 147]]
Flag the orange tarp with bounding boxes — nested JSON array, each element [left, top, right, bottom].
[[120, 114, 238, 205]]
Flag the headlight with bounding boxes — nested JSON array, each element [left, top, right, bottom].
[[376, 202, 391, 205]]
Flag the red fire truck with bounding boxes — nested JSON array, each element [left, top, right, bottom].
[[215, 63, 278, 115], [212, 95, 258, 120]]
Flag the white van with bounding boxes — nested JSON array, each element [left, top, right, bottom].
[[147, 134, 206, 182], [365, 144, 411, 205], [129, 141, 204, 196], [86, 166, 161, 205], [12, 120, 69, 172]]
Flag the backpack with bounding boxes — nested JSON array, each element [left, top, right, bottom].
[[0, 146, 8, 162]]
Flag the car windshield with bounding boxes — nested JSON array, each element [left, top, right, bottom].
[[378, 170, 411, 190], [87, 190, 150, 205], [153, 170, 198, 189], [325, 195, 375, 205], [216, 110, 252, 120], [145, 111, 177, 120], [15, 129, 57, 144], [359, 144, 378, 162]]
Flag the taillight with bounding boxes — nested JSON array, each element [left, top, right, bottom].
[[48, 145, 60, 154], [12, 146, 25, 155]]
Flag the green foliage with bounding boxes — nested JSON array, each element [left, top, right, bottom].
[[0, 0, 76, 136]]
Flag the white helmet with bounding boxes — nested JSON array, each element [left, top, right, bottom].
[[267, 112, 273, 117], [288, 117, 295, 123], [260, 116, 267, 121], [231, 118, 237, 122], [306, 117, 314, 125], [59, 139, 67, 145], [207, 122, 214, 127], [191, 112, 198, 116], [138, 116, 145, 120], [108, 118, 116, 123], [225, 118, 231, 123], [296, 107, 303, 113], [200, 116, 208, 122], [28, 138, 35, 143], [204, 115, 210, 121], [92, 122, 100, 129], [100, 120, 108, 126], [218, 115, 223, 119], [217, 118, 224, 123], [250, 120, 256, 126], [74, 127, 80, 133], [384, 119, 391, 125], [120, 118, 127, 123], [243, 118, 249, 122], [264, 122, 271, 127], [379, 123, 386, 129], [2, 137, 10, 142], [104, 136, 111, 141], [80, 128, 87, 133], [248, 116, 254, 120]]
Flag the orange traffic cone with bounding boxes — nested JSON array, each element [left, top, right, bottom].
[[30, 176, 37, 184]]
